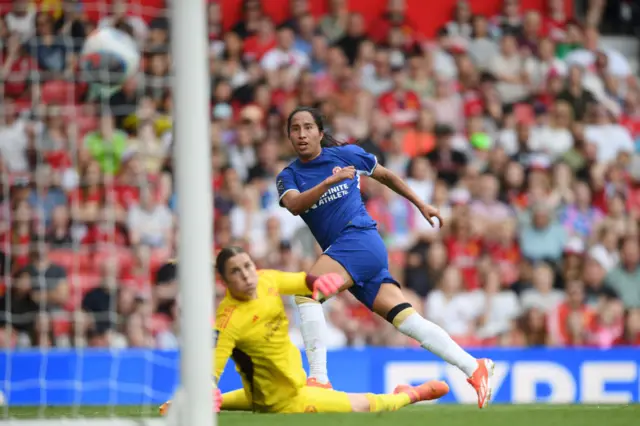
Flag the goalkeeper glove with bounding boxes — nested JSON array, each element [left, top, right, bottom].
[[312, 273, 343, 301], [213, 387, 222, 413]]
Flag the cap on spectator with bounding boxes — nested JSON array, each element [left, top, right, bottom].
[[434, 123, 454, 137], [564, 236, 585, 256], [450, 187, 470, 205], [588, 244, 616, 272], [212, 103, 233, 120]]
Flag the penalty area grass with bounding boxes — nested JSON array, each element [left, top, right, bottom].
[[3, 404, 639, 426]]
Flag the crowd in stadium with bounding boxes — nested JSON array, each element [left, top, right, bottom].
[[0, 0, 639, 350]]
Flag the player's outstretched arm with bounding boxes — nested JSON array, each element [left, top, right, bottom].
[[279, 167, 356, 215], [370, 165, 444, 228]]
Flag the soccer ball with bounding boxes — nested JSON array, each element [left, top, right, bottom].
[[80, 27, 140, 91]]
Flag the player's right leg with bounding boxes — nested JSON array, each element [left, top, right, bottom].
[[295, 254, 354, 389]]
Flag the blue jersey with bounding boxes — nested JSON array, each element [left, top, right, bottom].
[[276, 145, 378, 251]]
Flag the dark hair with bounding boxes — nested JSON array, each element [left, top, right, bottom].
[[286, 106, 346, 148], [215, 246, 247, 278]]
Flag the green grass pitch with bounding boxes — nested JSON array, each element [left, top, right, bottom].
[[3, 405, 640, 426]]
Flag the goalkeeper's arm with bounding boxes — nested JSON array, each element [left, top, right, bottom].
[[265, 270, 313, 296], [267, 270, 342, 300]]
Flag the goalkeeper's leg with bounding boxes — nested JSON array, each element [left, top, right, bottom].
[[279, 380, 449, 413], [160, 388, 250, 415], [221, 388, 252, 411]]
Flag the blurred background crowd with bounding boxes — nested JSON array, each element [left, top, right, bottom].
[[0, 0, 639, 351]]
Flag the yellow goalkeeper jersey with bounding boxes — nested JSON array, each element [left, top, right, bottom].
[[213, 270, 313, 413]]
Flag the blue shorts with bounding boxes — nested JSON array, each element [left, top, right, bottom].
[[324, 226, 400, 310]]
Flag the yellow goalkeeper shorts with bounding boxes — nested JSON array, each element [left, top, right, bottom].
[[275, 387, 352, 413]]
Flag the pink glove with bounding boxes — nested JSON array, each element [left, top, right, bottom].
[[312, 273, 343, 301], [213, 387, 222, 413]]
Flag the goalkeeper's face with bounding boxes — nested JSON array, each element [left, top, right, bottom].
[[221, 252, 259, 300]]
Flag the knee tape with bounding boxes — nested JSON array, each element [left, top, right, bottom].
[[386, 303, 415, 327]]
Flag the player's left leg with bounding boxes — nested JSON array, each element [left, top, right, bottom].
[[366, 281, 495, 409]]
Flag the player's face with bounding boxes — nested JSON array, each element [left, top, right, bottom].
[[222, 253, 259, 300], [288, 111, 323, 160]]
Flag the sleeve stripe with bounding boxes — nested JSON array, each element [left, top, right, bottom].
[[357, 155, 378, 177], [278, 188, 300, 206]]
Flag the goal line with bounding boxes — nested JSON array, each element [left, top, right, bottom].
[[3, 420, 164, 426]]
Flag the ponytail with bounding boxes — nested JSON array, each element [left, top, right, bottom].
[[320, 132, 348, 148]]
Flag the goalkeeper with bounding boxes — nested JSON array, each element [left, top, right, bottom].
[[160, 246, 448, 414]]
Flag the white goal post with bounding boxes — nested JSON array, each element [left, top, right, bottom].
[[166, 0, 216, 424]]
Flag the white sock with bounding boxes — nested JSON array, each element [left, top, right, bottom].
[[396, 312, 478, 377], [295, 296, 329, 383]]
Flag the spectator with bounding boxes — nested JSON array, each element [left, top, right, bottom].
[[425, 266, 474, 340], [0, 268, 39, 346], [319, 0, 349, 43], [519, 202, 567, 262], [492, 0, 522, 36], [335, 12, 367, 65], [521, 262, 565, 313], [468, 268, 521, 340], [84, 115, 129, 175], [378, 65, 420, 128], [556, 65, 597, 122], [5, 0, 36, 42], [243, 16, 277, 62], [559, 180, 604, 238], [1, 33, 39, 99], [26, 243, 69, 312], [424, 77, 464, 131], [443, 0, 473, 40], [427, 124, 467, 186], [565, 26, 632, 79], [604, 237, 640, 309], [547, 280, 595, 346], [45, 205, 74, 249], [127, 188, 173, 251], [29, 12, 70, 77], [490, 33, 530, 105], [470, 173, 512, 229], [468, 15, 499, 72], [0, 99, 32, 173], [97, 0, 148, 44], [28, 165, 67, 226], [584, 103, 635, 164], [261, 25, 309, 80]]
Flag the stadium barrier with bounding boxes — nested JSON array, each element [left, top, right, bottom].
[[1, 348, 638, 405]]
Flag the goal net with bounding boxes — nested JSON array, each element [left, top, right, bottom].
[[0, 0, 212, 424]]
